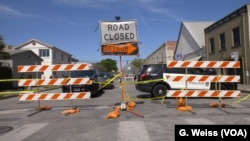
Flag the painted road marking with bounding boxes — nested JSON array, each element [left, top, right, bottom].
[[183, 118, 215, 124], [0, 108, 34, 114], [117, 121, 151, 141], [0, 123, 48, 141]]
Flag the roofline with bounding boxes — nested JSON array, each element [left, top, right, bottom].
[[205, 4, 248, 32], [15, 39, 72, 56], [4, 50, 43, 61]]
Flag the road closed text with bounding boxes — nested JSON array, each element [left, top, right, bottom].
[[100, 21, 138, 45], [104, 32, 135, 42]]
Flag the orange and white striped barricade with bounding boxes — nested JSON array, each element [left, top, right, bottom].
[[167, 61, 240, 68], [165, 61, 241, 110], [18, 78, 92, 87], [18, 92, 90, 101], [17, 63, 92, 114], [18, 63, 91, 72], [164, 75, 240, 83], [166, 90, 241, 98]]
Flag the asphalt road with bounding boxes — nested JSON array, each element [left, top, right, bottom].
[[0, 81, 250, 141]]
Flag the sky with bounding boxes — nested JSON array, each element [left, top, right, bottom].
[[0, 0, 249, 66]]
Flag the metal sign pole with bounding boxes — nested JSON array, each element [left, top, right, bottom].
[[120, 55, 126, 110]]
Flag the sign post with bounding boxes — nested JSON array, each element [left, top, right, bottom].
[[99, 17, 143, 118]]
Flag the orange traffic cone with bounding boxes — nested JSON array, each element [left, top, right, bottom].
[[62, 107, 80, 116], [209, 102, 219, 107], [220, 103, 226, 108], [36, 105, 52, 111], [177, 106, 193, 111], [177, 97, 185, 107], [126, 101, 136, 111], [176, 97, 192, 111], [106, 106, 121, 119], [209, 102, 226, 108]]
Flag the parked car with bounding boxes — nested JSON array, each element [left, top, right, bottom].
[[61, 69, 104, 98], [99, 71, 115, 89], [135, 63, 237, 97]]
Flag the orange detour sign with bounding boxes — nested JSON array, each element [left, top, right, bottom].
[[101, 43, 138, 55]]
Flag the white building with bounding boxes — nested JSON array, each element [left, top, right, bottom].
[[15, 39, 77, 79], [174, 21, 214, 61], [145, 41, 176, 64], [0, 46, 43, 88]]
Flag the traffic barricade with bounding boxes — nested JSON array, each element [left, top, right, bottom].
[[17, 63, 92, 115], [164, 61, 241, 111]]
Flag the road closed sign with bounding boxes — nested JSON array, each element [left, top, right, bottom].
[[99, 20, 138, 45]]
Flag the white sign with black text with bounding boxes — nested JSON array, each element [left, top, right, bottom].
[[99, 20, 138, 45]]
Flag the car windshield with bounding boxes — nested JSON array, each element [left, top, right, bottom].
[[99, 72, 112, 78], [70, 70, 95, 77], [140, 64, 166, 74]]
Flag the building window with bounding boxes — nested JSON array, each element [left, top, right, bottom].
[[39, 49, 50, 57], [219, 33, 226, 51], [232, 27, 240, 46], [209, 38, 215, 53]]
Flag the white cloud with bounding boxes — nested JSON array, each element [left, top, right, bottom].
[[54, 0, 123, 8], [0, 4, 27, 17]]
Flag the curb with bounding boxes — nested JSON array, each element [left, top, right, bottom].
[[0, 95, 18, 100], [240, 90, 250, 93]]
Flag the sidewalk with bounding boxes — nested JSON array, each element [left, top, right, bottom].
[[238, 84, 250, 93]]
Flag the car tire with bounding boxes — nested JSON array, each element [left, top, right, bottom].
[[152, 84, 167, 98]]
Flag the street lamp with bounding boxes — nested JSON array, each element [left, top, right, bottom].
[[115, 16, 120, 21]]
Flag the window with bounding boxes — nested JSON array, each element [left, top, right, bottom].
[[232, 27, 240, 46], [219, 33, 226, 50], [209, 38, 215, 53], [187, 68, 205, 75], [0, 52, 11, 59], [39, 49, 50, 57]]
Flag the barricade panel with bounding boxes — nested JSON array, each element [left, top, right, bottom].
[[18, 92, 91, 101], [164, 74, 240, 82], [18, 78, 91, 86], [167, 61, 240, 68], [166, 90, 241, 97], [18, 63, 91, 72]]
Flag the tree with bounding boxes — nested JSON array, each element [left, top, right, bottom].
[[0, 35, 5, 51], [99, 58, 118, 72], [130, 58, 145, 73]]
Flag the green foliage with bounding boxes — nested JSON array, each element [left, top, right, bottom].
[[99, 58, 118, 72], [0, 66, 13, 90], [0, 35, 5, 51], [130, 58, 145, 72]]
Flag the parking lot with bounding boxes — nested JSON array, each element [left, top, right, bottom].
[[0, 81, 250, 141]]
